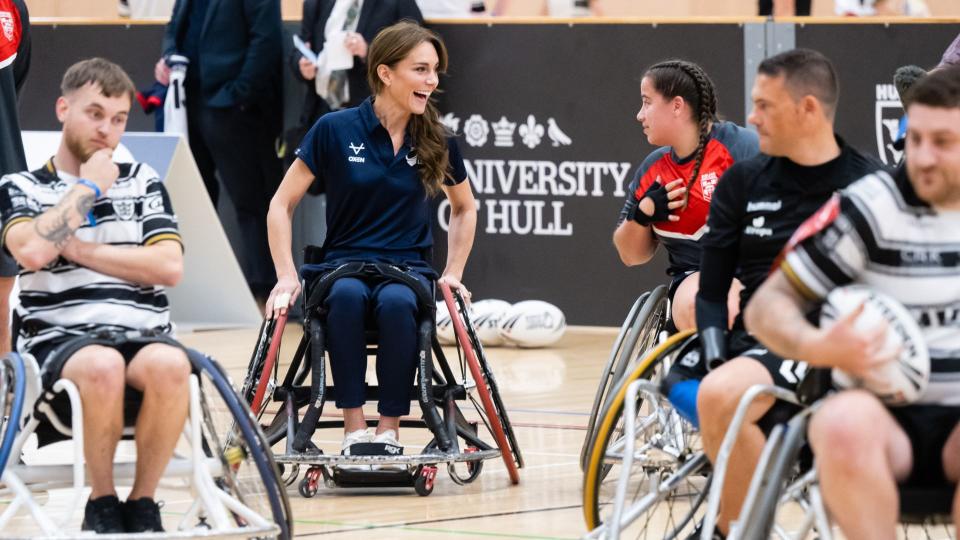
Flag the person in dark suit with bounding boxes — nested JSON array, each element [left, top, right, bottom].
[[292, 0, 424, 129], [155, 0, 283, 300]]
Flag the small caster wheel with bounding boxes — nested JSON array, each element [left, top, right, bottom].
[[298, 466, 322, 498], [415, 465, 437, 496]]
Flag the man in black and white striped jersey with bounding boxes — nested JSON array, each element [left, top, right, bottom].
[[0, 58, 189, 534], [746, 66, 960, 538]]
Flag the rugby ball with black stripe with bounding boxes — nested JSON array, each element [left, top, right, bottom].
[[435, 300, 457, 345], [498, 300, 566, 348], [819, 285, 929, 405], [470, 299, 512, 346]]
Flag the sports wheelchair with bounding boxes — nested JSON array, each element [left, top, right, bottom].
[[0, 340, 291, 538], [580, 285, 670, 472], [241, 254, 523, 497], [703, 376, 957, 540], [582, 329, 711, 539]]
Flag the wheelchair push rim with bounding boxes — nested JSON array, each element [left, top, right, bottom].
[[440, 282, 522, 485]]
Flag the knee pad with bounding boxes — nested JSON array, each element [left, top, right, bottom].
[[666, 379, 700, 429]]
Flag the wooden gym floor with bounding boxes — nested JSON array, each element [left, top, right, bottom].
[[3, 324, 619, 539]]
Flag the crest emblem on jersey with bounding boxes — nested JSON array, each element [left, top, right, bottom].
[[0, 11, 14, 42], [348, 142, 365, 155], [700, 171, 719, 201], [875, 84, 904, 166], [113, 199, 135, 221]]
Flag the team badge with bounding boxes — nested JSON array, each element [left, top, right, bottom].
[[700, 171, 719, 201], [113, 199, 135, 221], [0, 11, 14, 42]]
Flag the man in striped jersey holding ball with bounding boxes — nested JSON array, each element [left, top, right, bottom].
[[747, 66, 960, 539]]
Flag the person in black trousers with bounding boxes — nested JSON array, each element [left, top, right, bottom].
[[156, 0, 283, 300]]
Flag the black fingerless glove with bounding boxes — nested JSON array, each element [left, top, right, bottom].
[[631, 182, 671, 226]]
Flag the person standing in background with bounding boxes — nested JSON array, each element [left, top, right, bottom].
[[156, 0, 283, 303], [292, 0, 424, 132], [0, 0, 31, 354]]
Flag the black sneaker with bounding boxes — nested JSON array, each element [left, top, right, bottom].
[[123, 497, 165, 533], [81, 495, 125, 533]]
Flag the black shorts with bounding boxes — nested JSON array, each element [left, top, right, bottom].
[[0, 252, 16, 278], [28, 331, 186, 447], [891, 405, 960, 488], [667, 270, 696, 304]]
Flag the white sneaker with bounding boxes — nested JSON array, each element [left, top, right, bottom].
[[341, 428, 373, 454], [373, 429, 401, 449]]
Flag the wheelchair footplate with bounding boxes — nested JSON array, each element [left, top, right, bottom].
[[275, 444, 498, 497]]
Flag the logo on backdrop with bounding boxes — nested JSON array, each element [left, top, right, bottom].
[[875, 84, 904, 166], [438, 111, 631, 237]]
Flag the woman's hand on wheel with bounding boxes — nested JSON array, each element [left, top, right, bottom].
[[265, 275, 301, 319], [439, 274, 471, 305]]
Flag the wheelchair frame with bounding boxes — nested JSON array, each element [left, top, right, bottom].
[[581, 285, 669, 472], [582, 329, 711, 539], [0, 350, 291, 539], [241, 262, 523, 497], [704, 383, 958, 540]]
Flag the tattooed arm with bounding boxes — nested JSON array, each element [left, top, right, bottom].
[[4, 185, 96, 271], [5, 149, 118, 272]]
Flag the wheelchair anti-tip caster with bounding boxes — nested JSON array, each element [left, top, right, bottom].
[[415, 465, 438, 496], [299, 466, 323, 498]]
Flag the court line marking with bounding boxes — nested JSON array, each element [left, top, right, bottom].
[[293, 503, 582, 538]]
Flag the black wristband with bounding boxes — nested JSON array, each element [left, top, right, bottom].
[[631, 182, 672, 226]]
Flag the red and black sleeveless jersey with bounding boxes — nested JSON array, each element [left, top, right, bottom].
[[618, 121, 759, 276], [0, 0, 28, 176]]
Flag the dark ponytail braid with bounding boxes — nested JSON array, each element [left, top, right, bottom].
[[645, 60, 719, 209]]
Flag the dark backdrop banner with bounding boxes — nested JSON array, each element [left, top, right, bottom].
[[796, 23, 960, 167], [429, 23, 744, 324], [23, 22, 952, 324]]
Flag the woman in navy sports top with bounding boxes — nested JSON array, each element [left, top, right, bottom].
[[265, 22, 477, 454], [614, 60, 758, 330]]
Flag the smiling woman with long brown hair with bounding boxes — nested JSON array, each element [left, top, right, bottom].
[[265, 21, 476, 455]]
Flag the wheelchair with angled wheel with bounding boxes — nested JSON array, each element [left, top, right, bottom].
[[580, 285, 671, 473], [582, 329, 713, 539], [703, 372, 957, 540], [0, 338, 291, 538], [241, 247, 523, 497]]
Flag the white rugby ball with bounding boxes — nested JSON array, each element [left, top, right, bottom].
[[499, 300, 566, 348], [435, 300, 456, 345], [436, 300, 476, 346], [819, 285, 929, 405], [470, 299, 512, 346]]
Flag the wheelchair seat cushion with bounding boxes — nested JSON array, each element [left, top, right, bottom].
[[891, 404, 960, 488]]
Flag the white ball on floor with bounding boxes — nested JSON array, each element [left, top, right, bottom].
[[435, 300, 456, 345], [820, 284, 929, 405], [469, 299, 512, 346], [498, 300, 566, 348]]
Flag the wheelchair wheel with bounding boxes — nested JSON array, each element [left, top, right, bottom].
[[244, 314, 289, 422], [191, 352, 293, 540], [581, 286, 668, 472], [441, 283, 523, 484], [582, 330, 707, 536], [0, 353, 26, 478]]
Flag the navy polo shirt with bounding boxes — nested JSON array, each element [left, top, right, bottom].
[[295, 98, 467, 267]]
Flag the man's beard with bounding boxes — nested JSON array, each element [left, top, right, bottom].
[[63, 129, 98, 163]]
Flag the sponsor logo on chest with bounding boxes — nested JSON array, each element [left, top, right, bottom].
[[745, 215, 773, 238], [348, 142, 365, 163]]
